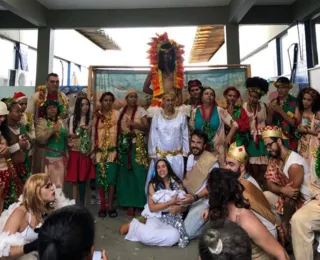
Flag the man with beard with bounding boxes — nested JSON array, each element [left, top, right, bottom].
[[262, 125, 311, 243], [223, 86, 249, 146], [143, 33, 184, 109], [146, 92, 189, 193], [225, 142, 277, 238], [179, 130, 219, 240]]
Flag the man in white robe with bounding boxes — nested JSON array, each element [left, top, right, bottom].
[[146, 92, 189, 194]]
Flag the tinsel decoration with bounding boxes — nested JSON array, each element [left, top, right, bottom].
[[202, 121, 215, 152], [47, 119, 61, 142], [158, 181, 189, 248], [314, 147, 320, 179], [76, 127, 90, 156], [135, 132, 148, 168], [3, 159, 22, 209], [96, 162, 109, 191], [117, 132, 131, 166], [25, 112, 33, 133]]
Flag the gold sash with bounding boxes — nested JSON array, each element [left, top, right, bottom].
[[240, 179, 276, 225], [183, 151, 218, 195]]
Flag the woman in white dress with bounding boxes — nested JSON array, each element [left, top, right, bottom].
[[120, 159, 189, 247], [0, 173, 74, 259]]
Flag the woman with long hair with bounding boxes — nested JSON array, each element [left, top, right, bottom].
[[1, 98, 32, 184], [92, 92, 119, 218], [243, 77, 269, 186], [0, 173, 74, 259], [296, 87, 320, 165], [66, 97, 94, 205], [38, 205, 107, 260], [202, 168, 289, 260], [0, 101, 20, 214], [120, 158, 188, 247], [35, 100, 68, 188], [116, 89, 149, 217], [189, 87, 238, 165]]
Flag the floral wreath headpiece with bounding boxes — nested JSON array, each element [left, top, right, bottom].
[[2, 98, 17, 110], [303, 87, 318, 100], [147, 33, 184, 100], [43, 100, 64, 115], [246, 87, 267, 96]]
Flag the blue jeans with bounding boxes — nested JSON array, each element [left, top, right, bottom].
[[184, 199, 209, 240]]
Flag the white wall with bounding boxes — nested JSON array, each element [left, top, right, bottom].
[[0, 29, 108, 86], [239, 25, 288, 58]]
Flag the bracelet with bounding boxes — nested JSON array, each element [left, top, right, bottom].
[[193, 194, 199, 202]]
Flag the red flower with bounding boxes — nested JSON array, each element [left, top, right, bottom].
[[239, 148, 243, 152], [289, 101, 295, 107], [282, 121, 288, 127]]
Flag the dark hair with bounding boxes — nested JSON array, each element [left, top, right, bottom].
[[201, 87, 216, 99], [297, 88, 320, 114], [0, 98, 19, 145], [38, 205, 95, 260], [43, 100, 61, 120], [188, 79, 203, 92], [99, 92, 115, 103], [275, 76, 290, 85], [47, 73, 59, 81], [191, 130, 208, 144], [207, 168, 250, 221], [158, 43, 176, 72], [149, 159, 181, 192], [73, 97, 90, 134], [245, 77, 269, 97], [199, 220, 251, 260]]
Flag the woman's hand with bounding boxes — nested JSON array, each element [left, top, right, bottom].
[[0, 145, 9, 156], [102, 250, 108, 260], [168, 195, 179, 206], [201, 209, 209, 220]]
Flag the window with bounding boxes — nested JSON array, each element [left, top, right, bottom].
[[316, 21, 320, 65]]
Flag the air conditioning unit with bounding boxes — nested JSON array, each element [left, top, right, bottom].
[[9, 69, 28, 86]]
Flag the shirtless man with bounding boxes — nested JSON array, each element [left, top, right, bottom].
[[143, 33, 184, 108]]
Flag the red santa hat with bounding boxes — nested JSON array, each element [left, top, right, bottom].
[[13, 92, 27, 102]]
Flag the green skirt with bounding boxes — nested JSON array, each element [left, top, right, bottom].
[[116, 144, 147, 208], [247, 139, 268, 157]]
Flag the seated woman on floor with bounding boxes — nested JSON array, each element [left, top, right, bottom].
[[199, 219, 251, 260], [120, 158, 189, 247], [0, 173, 74, 259], [202, 168, 289, 260]]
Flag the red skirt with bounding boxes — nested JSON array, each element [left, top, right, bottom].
[[66, 151, 95, 182]]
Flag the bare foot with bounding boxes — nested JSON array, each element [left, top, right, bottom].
[[119, 223, 130, 235]]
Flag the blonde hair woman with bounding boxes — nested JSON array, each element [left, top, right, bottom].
[[0, 173, 74, 259]]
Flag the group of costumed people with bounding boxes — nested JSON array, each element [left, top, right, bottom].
[[0, 32, 320, 260]]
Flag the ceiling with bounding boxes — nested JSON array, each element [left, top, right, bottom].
[[189, 26, 225, 63], [37, 0, 231, 10], [36, 0, 298, 9]]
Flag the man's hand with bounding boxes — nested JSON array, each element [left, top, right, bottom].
[[177, 194, 195, 205], [269, 103, 283, 114], [280, 181, 300, 199]]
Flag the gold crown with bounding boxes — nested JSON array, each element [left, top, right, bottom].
[[261, 125, 282, 139], [227, 142, 248, 164], [162, 91, 176, 99]]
